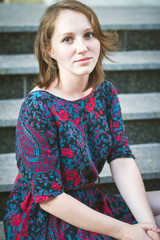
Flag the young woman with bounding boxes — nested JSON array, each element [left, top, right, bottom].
[[4, 0, 160, 239]]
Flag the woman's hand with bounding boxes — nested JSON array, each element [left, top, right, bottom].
[[121, 223, 160, 240], [147, 229, 160, 240]]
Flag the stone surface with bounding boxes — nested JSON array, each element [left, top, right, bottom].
[[117, 30, 160, 51], [0, 75, 24, 100], [97, 7, 160, 30], [0, 221, 4, 240], [0, 153, 17, 192], [131, 143, 160, 179], [119, 93, 160, 120], [0, 5, 160, 32], [26, 76, 38, 94], [0, 191, 10, 223], [0, 99, 22, 127], [0, 54, 38, 75], [125, 119, 160, 144], [79, 0, 160, 7], [0, 127, 16, 153], [106, 70, 160, 94], [125, 30, 160, 50], [98, 179, 160, 195], [5, 0, 42, 2], [103, 51, 160, 71], [0, 74, 38, 100], [0, 32, 35, 54]]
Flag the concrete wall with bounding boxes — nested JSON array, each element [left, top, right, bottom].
[[44, 0, 160, 7], [4, 0, 42, 3], [79, 0, 160, 7], [4, 0, 160, 6]]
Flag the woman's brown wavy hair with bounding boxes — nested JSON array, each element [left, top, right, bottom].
[[34, 0, 119, 90]]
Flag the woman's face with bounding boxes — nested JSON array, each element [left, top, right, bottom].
[[49, 9, 100, 80]]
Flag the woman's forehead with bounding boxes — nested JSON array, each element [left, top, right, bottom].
[[54, 9, 92, 35]]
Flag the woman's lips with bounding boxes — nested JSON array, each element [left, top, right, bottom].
[[74, 57, 92, 65]]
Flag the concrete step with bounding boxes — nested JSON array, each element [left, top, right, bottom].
[[0, 51, 160, 99], [79, 0, 160, 7], [0, 5, 159, 32], [0, 93, 160, 153], [0, 54, 38, 75], [0, 5, 160, 54], [0, 221, 4, 240], [104, 51, 160, 71], [0, 153, 17, 193], [0, 143, 159, 193]]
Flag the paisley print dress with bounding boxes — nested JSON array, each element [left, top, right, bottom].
[[4, 80, 136, 239]]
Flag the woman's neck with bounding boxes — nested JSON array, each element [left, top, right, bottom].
[[48, 74, 92, 101]]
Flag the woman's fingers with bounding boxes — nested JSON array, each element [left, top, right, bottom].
[[140, 222, 160, 233], [147, 230, 160, 240], [124, 224, 153, 240]]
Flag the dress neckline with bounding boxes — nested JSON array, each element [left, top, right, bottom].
[[29, 87, 95, 103]]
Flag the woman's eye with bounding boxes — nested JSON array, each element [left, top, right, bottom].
[[85, 32, 94, 39], [63, 37, 73, 44]]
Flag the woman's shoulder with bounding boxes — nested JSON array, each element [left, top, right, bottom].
[[98, 79, 117, 97], [22, 90, 50, 107], [19, 90, 56, 121]]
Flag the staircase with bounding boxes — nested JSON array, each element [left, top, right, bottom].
[[0, 3, 160, 239]]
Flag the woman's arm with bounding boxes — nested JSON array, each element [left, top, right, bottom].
[[110, 157, 160, 239], [39, 190, 159, 239], [40, 192, 123, 238], [110, 157, 156, 224]]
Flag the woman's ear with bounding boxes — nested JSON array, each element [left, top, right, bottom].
[[45, 43, 55, 59], [48, 48, 55, 59]]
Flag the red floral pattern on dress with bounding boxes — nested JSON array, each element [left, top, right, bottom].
[[96, 112, 100, 118], [58, 110, 68, 121], [61, 148, 73, 158], [74, 176, 81, 186], [66, 169, 78, 181], [11, 215, 21, 228], [116, 135, 122, 142], [51, 107, 57, 116], [86, 97, 96, 112], [36, 195, 51, 203], [52, 182, 62, 191]]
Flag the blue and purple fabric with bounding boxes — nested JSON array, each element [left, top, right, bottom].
[[4, 80, 136, 239]]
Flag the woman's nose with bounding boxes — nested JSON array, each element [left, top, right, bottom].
[[75, 39, 88, 54]]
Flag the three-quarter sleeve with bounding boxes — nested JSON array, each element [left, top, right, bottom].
[[106, 82, 135, 163], [16, 94, 63, 203]]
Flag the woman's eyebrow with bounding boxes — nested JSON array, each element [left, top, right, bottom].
[[84, 28, 94, 32], [59, 32, 73, 37], [59, 28, 94, 37]]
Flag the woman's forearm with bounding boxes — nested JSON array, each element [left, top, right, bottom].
[[110, 158, 156, 224], [39, 173, 160, 239], [39, 192, 127, 239]]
